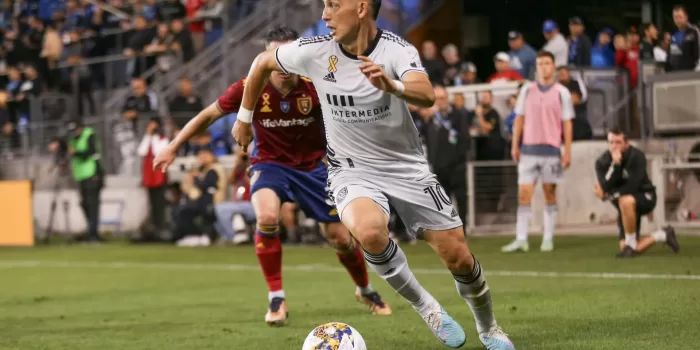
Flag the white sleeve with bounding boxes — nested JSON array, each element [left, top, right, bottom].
[[393, 43, 427, 80], [514, 84, 530, 116], [559, 87, 575, 121], [137, 135, 151, 157], [274, 40, 310, 77], [653, 46, 667, 62], [576, 78, 587, 102], [152, 136, 170, 156]]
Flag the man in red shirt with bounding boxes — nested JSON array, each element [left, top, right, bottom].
[[185, 0, 205, 52], [488, 52, 524, 83], [614, 29, 640, 88], [154, 26, 391, 326]]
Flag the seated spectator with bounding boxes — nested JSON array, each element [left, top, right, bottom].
[[136, 117, 170, 243], [169, 77, 204, 126], [591, 28, 615, 68], [188, 130, 232, 156], [215, 146, 256, 245], [557, 67, 592, 140], [174, 147, 227, 246], [487, 52, 523, 84], [454, 62, 480, 86], [158, 0, 187, 22], [122, 78, 157, 131], [170, 18, 195, 62]]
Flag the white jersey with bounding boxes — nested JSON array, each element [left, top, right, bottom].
[[275, 30, 429, 177]]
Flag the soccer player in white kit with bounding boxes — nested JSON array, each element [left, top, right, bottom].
[[502, 50, 573, 253], [232, 1, 515, 349]]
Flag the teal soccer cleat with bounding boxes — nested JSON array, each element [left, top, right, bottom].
[[421, 305, 467, 348], [479, 326, 515, 350]]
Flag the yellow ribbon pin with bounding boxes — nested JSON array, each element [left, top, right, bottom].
[[327, 55, 338, 72]]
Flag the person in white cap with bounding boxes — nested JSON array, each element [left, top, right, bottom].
[[487, 52, 523, 84]]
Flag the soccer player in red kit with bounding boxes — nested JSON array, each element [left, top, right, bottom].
[[154, 26, 391, 326]]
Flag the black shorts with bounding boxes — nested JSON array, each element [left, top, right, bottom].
[[614, 191, 657, 239]]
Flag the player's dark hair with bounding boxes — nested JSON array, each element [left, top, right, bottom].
[[370, 0, 382, 20], [536, 50, 555, 63], [265, 26, 299, 44], [608, 126, 627, 141], [673, 5, 687, 15]]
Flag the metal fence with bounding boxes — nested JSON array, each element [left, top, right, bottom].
[[657, 160, 700, 230]]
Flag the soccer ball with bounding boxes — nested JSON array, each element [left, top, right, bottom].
[[302, 322, 367, 350]]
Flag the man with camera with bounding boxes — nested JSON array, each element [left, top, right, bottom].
[[136, 117, 170, 242], [174, 147, 227, 246], [594, 128, 680, 258], [50, 122, 104, 243]]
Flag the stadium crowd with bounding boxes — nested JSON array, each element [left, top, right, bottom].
[[0, 0, 249, 155]]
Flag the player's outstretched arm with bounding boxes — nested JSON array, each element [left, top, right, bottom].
[[170, 103, 224, 150], [153, 103, 224, 172]]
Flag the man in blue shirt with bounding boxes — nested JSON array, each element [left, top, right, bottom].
[[568, 16, 592, 67], [507, 31, 537, 79]]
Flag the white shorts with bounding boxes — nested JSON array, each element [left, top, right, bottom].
[[328, 168, 462, 236], [518, 154, 563, 185]]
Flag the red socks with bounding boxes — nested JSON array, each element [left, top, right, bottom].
[[255, 229, 282, 292], [337, 241, 370, 289]]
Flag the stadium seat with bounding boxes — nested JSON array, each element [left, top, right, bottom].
[[99, 199, 126, 237]]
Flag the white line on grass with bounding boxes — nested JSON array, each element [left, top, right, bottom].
[[0, 260, 699, 281]]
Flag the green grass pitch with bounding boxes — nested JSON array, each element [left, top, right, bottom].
[[1, 236, 699, 350]]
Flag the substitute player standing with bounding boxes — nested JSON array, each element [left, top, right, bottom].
[[154, 26, 391, 327], [232, 1, 514, 349], [503, 50, 573, 254]]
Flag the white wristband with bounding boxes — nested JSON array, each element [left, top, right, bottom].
[[237, 107, 253, 123], [391, 80, 405, 97]]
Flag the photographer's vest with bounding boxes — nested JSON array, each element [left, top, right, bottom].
[[70, 128, 101, 182]]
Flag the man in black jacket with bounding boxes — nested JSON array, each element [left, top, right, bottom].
[[666, 5, 700, 72], [422, 85, 469, 227], [594, 128, 679, 258]]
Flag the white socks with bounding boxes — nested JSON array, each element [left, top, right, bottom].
[[364, 240, 437, 315], [516, 205, 558, 242], [356, 284, 374, 295], [543, 205, 557, 241], [515, 206, 531, 241], [268, 290, 285, 302], [624, 233, 638, 249], [652, 229, 667, 243], [453, 257, 497, 334]]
